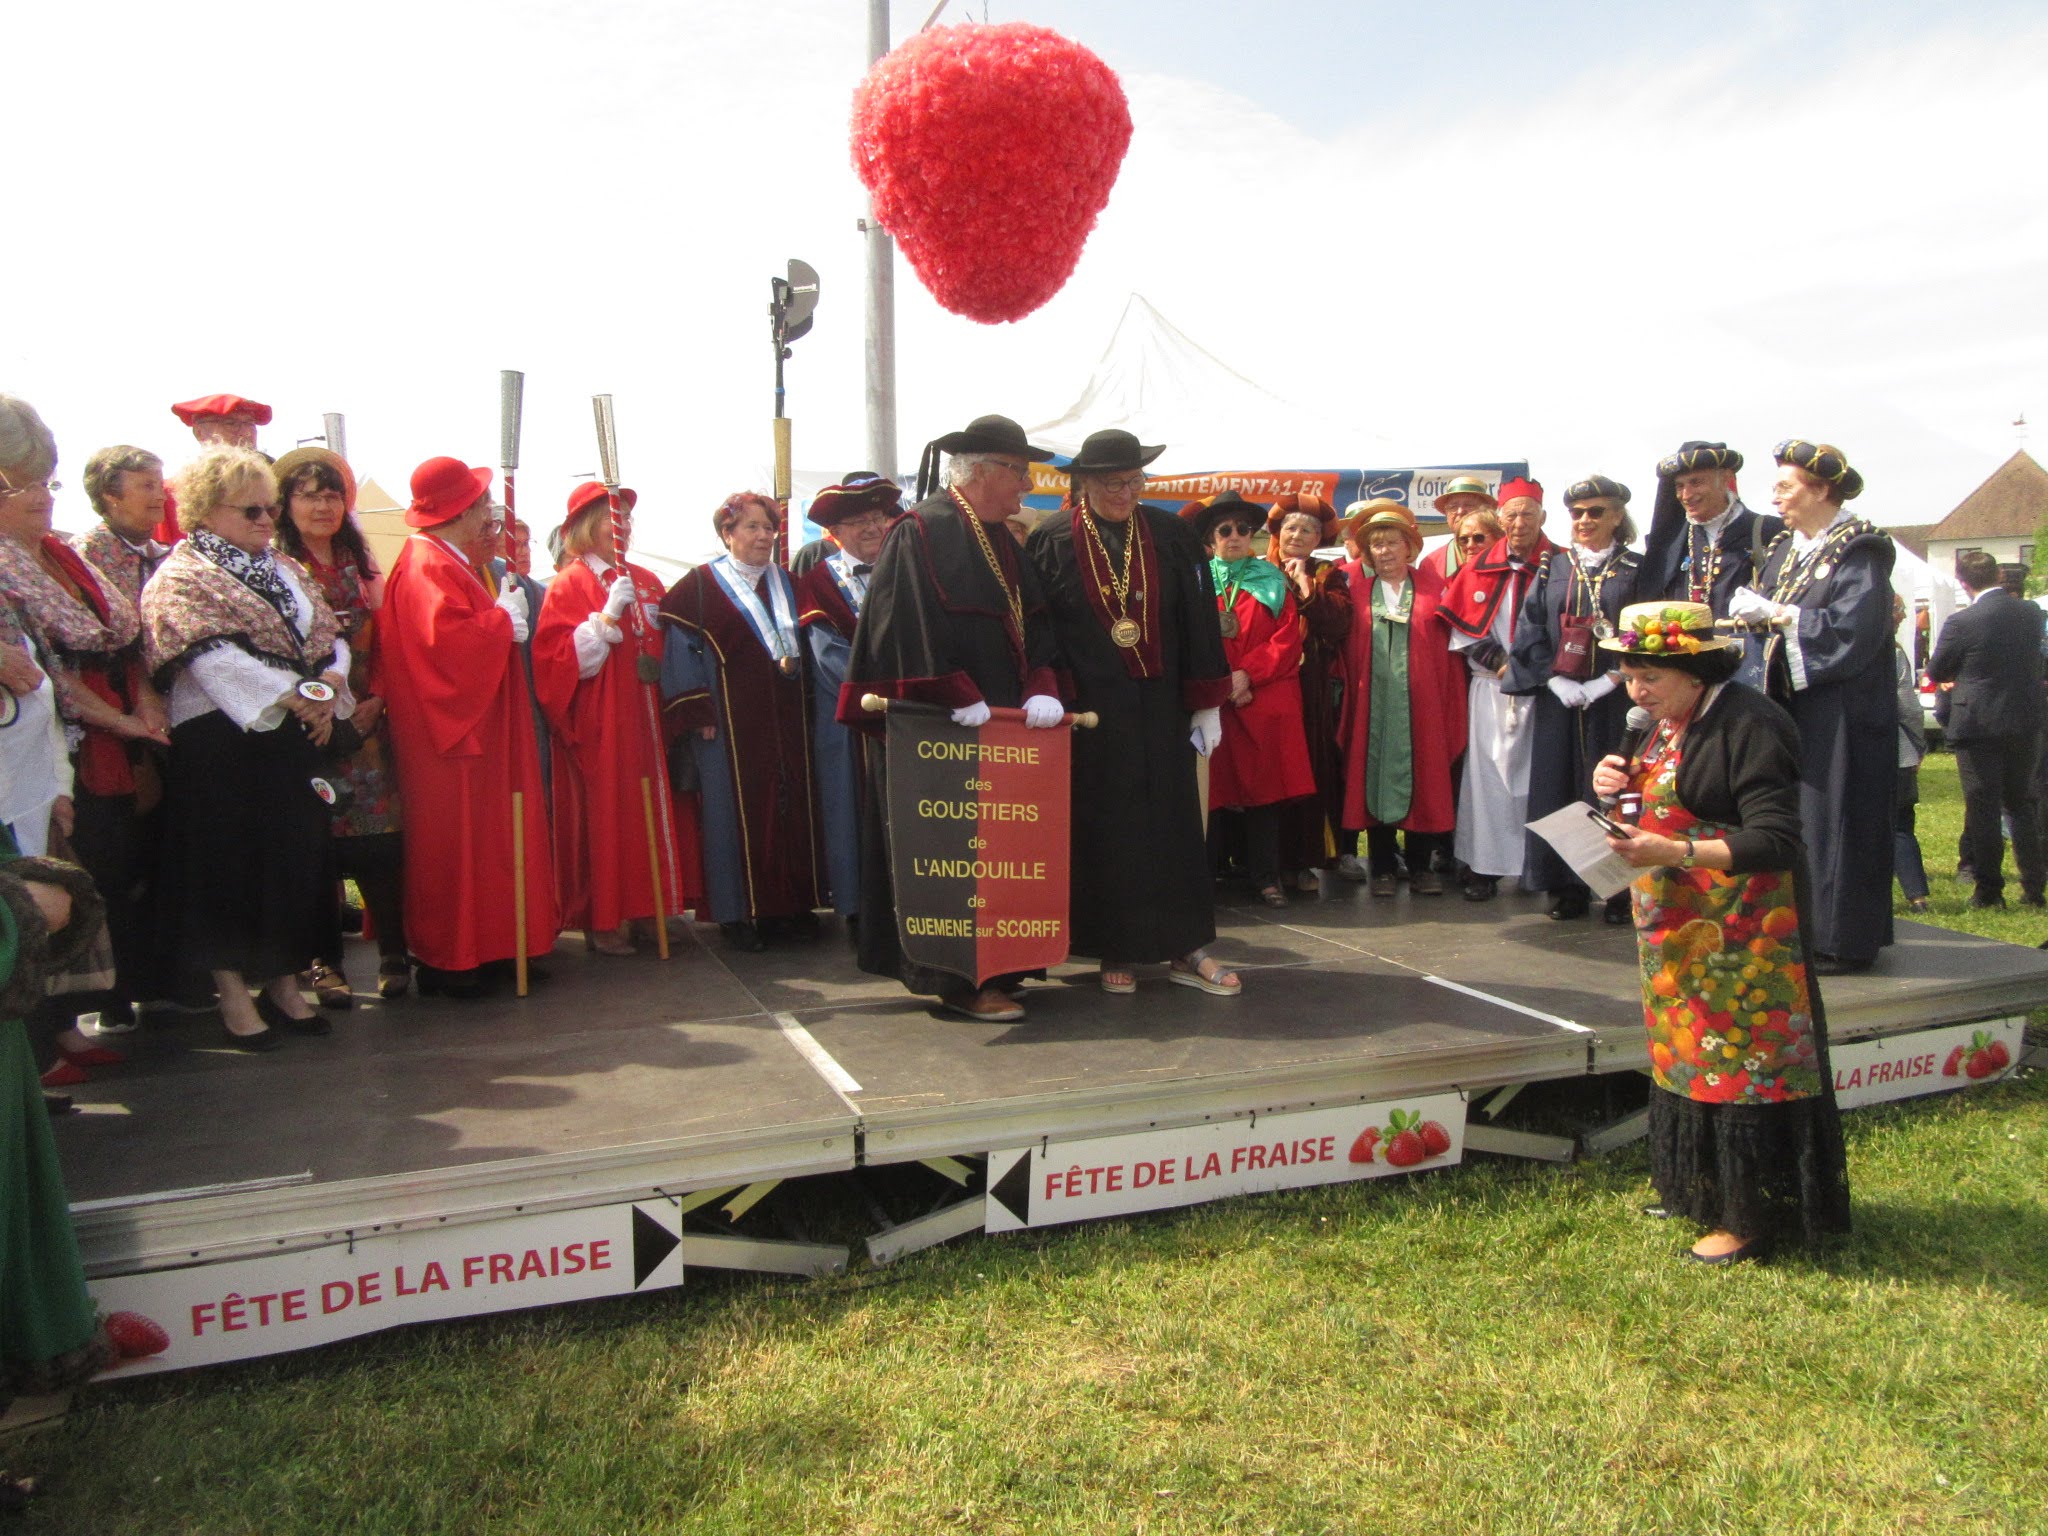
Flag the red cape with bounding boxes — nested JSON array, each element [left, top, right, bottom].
[[375, 536, 558, 969], [1336, 563, 1468, 832], [531, 559, 686, 932], [1209, 588, 1316, 810]]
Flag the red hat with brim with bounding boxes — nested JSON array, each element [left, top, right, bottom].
[[808, 475, 903, 528], [560, 480, 638, 537], [171, 393, 272, 427], [406, 456, 494, 528]]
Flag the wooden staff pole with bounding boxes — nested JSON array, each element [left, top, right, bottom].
[[512, 789, 529, 997]]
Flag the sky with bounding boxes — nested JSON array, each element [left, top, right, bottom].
[[6, 0, 2044, 563]]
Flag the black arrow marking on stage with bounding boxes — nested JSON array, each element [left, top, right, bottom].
[[632, 1205, 681, 1287], [988, 1152, 1033, 1227]]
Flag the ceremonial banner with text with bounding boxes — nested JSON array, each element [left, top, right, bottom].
[[885, 706, 1073, 984]]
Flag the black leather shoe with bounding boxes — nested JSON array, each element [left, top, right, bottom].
[[720, 921, 766, 953], [1463, 876, 1499, 902], [1811, 954, 1874, 976], [257, 992, 330, 1036], [1547, 891, 1590, 920], [416, 965, 492, 1000], [1604, 894, 1633, 925], [1969, 892, 2007, 910], [221, 1023, 283, 1052]]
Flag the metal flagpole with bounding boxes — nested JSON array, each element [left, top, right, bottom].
[[501, 371, 530, 995], [864, 0, 898, 483]]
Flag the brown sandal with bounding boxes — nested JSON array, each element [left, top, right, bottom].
[[306, 960, 353, 1009]]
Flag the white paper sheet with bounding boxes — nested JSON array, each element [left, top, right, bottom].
[[1525, 802, 1641, 900]]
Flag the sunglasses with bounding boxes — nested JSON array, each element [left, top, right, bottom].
[[1211, 522, 1254, 538], [232, 503, 279, 522], [1456, 532, 1491, 547]]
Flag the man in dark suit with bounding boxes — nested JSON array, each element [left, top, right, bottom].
[[1636, 440, 1784, 617], [1928, 549, 2047, 907]]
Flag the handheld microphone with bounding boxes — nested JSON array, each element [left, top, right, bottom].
[[1597, 706, 1655, 811]]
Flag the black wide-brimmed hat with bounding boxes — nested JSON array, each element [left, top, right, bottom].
[[1657, 440, 1743, 478], [1190, 489, 1266, 544], [1563, 474, 1632, 506], [1065, 428, 1166, 477], [931, 414, 1052, 461]]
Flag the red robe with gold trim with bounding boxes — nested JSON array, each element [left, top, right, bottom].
[[376, 535, 558, 970], [531, 557, 685, 933]]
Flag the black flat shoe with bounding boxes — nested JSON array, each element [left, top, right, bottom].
[[1547, 892, 1590, 921], [221, 1023, 282, 1052], [1811, 954, 1874, 976], [1463, 877, 1498, 902], [257, 993, 330, 1036], [415, 965, 491, 1000], [721, 921, 766, 953], [1604, 895, 1633, 925], [45, 1093, 74, 1116]]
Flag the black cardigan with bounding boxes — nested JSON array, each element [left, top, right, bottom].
[[1669, 681, 1805, 874]]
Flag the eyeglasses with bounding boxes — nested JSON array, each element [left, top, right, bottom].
[[292, 489, 347, 508], [1455, 532, 1492, 547], [233, 503, 279, 522], [1095, 473, 1148, 494], [0, 478, 60, 500], [1568, 506, 1616, 520], [481, 517, 506, 536], [992, 460, 1033, 482], [839, 511, 892, 530]]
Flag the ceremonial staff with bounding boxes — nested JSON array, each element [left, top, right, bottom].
[[593, 394, 676, 960], [502, 370, 531, 996]]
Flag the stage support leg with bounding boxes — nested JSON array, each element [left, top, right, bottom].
[[918, 1156, 976, 1188], [1463, 1124, 1577, 1163], [682, 1233, 848, 1277], [721, 1181, 782, 1221], [866, 1198, 988, 1267], [1581, 1107, 1651, 1157]]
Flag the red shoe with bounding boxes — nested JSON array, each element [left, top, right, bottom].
[[40, 1058, 90, 1088], [61, 1042, 128, 1068]]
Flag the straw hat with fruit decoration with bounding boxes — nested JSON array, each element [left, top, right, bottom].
[[1596, 600, 1739, 657]]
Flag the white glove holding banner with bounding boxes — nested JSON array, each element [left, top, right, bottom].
[[950, 700, 992, 728], [601, 578, 636, 622], [1190, 707, 1222, 758], [1021, 694, 1066, 729], [496, 582, 530, 643]]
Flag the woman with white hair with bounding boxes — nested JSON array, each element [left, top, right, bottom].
[[1506, 474, 1643, 922], [142, 446, 348, 1047]]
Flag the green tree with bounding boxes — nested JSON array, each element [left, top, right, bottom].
[[2030, 515, 2048, 596]]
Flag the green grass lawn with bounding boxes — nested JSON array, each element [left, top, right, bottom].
[[12, 753, 2046, 1536]]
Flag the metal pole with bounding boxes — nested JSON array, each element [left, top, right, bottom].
[[865, 0, 898, 481]]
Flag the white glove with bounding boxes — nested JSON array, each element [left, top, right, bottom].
[[1190, 706, 1222, 758], [1022, 693, 1065, 729], [1726, 586, 1778, 624], [950, 700, 992, 728], [1580, 672, 1620, 704], [1546, 675, 1586, 708], [495, 582, 530, 643], [601, 578, 636, 622]]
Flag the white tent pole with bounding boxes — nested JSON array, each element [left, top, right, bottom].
[[864, 0, 898, 480]]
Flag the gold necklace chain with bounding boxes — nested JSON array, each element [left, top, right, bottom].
[[950, 487, 1024, 638], [1081, 502, 1136, 609]]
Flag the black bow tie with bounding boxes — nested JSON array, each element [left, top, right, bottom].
[[851, 564, 873, 577]]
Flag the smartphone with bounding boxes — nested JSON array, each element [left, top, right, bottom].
[[1585, 804, 1633, 839]]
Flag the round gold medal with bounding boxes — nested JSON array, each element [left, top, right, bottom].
[[778, 655, 801, 677], [1219, 612, 1240, 639], [1109, 617, 1141, 648]]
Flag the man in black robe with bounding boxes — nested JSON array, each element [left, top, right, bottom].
[[1638, 441, 1783, 617], [1025, 429, 1237, 996], [837, 416, 1065, 1022]]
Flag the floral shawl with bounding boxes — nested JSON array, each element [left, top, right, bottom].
[[142, 539, 339, 690], [0, 535, 139, 665]]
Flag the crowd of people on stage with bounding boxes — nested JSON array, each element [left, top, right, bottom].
[[2, 392, 2036, 1050]]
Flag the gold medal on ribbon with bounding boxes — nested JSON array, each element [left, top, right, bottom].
[[1219, 611, 1240, 639], [1110, 617, 1141, 648], [778, 655, 801, 677]]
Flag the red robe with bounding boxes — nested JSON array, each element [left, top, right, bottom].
[[1336, 563, 1468, 832], [1209, 587, 1317, 810], [376, 535, 558, 970], [531, 558, 685, 933]]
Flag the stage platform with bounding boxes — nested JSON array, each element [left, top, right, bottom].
[[55, 883, 2048, 1284]]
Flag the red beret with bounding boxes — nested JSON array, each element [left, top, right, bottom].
[[561, 481, 638, 536], [171, 393, 272, 427], [1497, 476, 1544, 506], [406, 456, 494, 529]]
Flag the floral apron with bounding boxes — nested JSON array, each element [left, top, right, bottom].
[[1631, 727, 1822, 1105]]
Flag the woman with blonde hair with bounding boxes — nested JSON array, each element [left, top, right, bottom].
[[142, 446, 348, 1047]]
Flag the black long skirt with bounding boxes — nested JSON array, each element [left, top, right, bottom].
[[1647, 1089, 1853, 1249], [157, 711, 336, 980]]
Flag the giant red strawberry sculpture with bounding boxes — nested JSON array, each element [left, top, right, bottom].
[[851, 22, 1132, 324]]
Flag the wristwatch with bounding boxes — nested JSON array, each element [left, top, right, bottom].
[[1677, 838, 1697, 869]]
